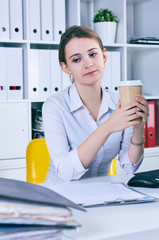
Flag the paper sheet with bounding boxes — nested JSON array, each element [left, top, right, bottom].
[[51, 182, 154, 207]]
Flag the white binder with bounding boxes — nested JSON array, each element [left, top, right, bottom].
[[52, 0, 66, 42], [39, 50, 51, 99], [28, 0, 41, 41], [6, 48, 23, 100], [111, 52, 121, 93], [0, 48, 7, 100], [9, 0, 23, 40], [29, 49, 40, 99], [0, 0, 9, 39], [51, 50, 62, 94], [41, 0, 53, 41], [62, 71, 71, 90], [66, 0, 81, 27], [101, 51, 112, 91]]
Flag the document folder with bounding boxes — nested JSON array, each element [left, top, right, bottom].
[[52, 0, 66, 42], [111, 51, 121, 92], [0, 0, 9, 39], [41, 0, 53, 41], [155, 100, 159, 146], [147, 101, 156, 147], [0, 178, 85, 212], [29, 49, 40, 99], [0, 48, 7, 100], [144, 122, 147, 148], [101, 51, 111, 91], [29, 49, 51, 100], [49, 182, 156, 207], [28, 0, 41, 41], [39, 50, 51, 99], [6, 47, 23, 100], [51, 50, 62, 94], [9, 0, 23, 40], [101, 51, 121, 92]]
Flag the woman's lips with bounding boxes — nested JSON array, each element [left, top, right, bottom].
[[84, 70, 97, 76]]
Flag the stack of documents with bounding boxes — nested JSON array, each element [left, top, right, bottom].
[[0, 200, 77, 227], [0, 227, 65, 240], [0, 178, 85, 239]]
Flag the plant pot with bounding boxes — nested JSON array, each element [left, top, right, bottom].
[[94, 22, 117, 44]]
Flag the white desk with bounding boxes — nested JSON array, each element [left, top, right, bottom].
[[43, 174, 159, 240]]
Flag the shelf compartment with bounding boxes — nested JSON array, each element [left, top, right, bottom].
[[127, 0, 159, 43], [80, 0, 125, 44], [127, 47, 159, 96]]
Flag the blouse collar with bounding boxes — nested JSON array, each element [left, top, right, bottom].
[[69, 84, 117, 114]]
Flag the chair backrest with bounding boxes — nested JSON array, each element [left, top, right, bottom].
[[26, 138, 49, 184], [108, 158, 116, 175], [26, 138, 116, 183]]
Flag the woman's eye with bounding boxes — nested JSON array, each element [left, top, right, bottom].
[[89, 52, 97, 57], [73, 57, 81, 63]]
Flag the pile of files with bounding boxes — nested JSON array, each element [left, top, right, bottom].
[[0, 178, 85, 239], [0, 227, 64, 240], [32, 107, 44, 139]]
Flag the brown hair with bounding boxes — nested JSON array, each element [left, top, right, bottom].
[[58, 25, 104, 64]]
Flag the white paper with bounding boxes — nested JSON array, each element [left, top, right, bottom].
[[51, 182, 154, 207]]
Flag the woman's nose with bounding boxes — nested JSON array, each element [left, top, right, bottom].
[[84, 58, 93, 68]]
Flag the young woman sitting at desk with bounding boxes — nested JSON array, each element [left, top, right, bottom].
[[42, 25, 149, 182]]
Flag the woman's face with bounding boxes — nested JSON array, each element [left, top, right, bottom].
[[60, 37, 107, 87]]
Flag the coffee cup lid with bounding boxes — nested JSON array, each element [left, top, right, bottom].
[[119, 80, 142, 86]]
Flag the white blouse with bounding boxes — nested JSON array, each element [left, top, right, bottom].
[[42, 84, 143, 182]]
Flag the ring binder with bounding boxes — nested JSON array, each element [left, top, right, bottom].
[[103, 197, 154, 206]]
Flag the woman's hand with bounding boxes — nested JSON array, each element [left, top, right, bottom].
[[107, 96, 148, 134], [134, 94, 149, 129]]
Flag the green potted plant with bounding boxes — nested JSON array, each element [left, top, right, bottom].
[[93, 8, 119, 44]]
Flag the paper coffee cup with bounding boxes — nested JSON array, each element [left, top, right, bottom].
[[118, 80, 143, 107]]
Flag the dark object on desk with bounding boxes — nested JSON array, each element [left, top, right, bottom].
[[127, 169, 159, 188], [129, 37, 159, 45]]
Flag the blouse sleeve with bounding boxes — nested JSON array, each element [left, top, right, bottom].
[[42, 98, 87, 181], [118, 126, 144, 174]]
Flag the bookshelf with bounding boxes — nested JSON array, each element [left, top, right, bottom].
[[0, 0, 159, 176]]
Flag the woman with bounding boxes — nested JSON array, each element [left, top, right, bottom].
[[42, 25, 149, 182]]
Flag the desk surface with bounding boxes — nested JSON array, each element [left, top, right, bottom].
[[43, 174, 159, 240]]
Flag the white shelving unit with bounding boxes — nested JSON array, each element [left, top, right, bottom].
[[0, 0, 159, 180]]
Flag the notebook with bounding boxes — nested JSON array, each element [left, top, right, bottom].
[[129, 37, 159, 44]]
